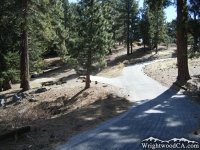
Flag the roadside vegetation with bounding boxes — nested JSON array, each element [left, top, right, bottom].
[[0, 0, 200, 149]]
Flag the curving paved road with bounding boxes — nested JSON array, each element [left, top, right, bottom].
[[56, 60, 200, 150]]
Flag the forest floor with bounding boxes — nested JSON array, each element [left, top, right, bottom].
[[143, 59, 200, 103], [0, 44, 200, 150]]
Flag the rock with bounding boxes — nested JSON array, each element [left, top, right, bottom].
[[0, 99, 3, 105], [41, 81, 54, 86], [31, 72, 38, 78], [194, 131, 198, 135], [13, 94, 22, 102], [123, 60, 129, 66], [18, 92, 28, 99], [0, 99, 7, 107], [61, 81, 67, 84], [77, 70, 86, 75], [35, 88, 47, 93], [29, 98, 38, 102], [56, 81, 62, 85], [29, 91, 35, 95], [78, 76, 86, 80], [60, 77, 68, 82]]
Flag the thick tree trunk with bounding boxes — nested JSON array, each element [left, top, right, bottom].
[[20, 0, 30, 91], [2, 81, 12, 91], [176, 0, 190, 80]]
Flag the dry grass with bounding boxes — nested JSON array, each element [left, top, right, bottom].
[[0, 81, 132, 150], [97, 62, 125, 78], [96, 45, 177, 78]]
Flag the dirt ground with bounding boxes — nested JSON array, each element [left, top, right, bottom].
[[143, 59, 200, 102], [0, 44, 200, 149], [0, 46, 134, 150]]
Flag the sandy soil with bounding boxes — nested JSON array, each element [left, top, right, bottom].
[[0, 44, 199, 149], [143, 59, 200, 102], [0, 51, 132, 150]]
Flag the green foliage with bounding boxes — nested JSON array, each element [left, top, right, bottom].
[[139, 7, 151, 47], [166, 19, 176, 44], [0, 0, 68, 89], [142, 0, 168, 49], [68, 0, 113, 76]]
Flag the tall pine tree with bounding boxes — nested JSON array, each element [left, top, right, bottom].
[[72, 0, 113, 88]]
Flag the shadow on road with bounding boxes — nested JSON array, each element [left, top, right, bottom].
[[59, 86, 200, 150]]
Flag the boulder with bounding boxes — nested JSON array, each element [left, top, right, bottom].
[[12, 94, 22, 102], [35, 88, 47, 93]]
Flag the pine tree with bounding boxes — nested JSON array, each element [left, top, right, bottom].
[[139, 6, 151, 51], [20, 0, 30, 91], [112, 0, 125, 45], [146, 0, 191, 80], [119, 0, 139, 55], [188, 0, 200, 53], [130, 0, 139, 53], [146, 0, 168, 53], [72, 0, 113, 88], [0, 0, 21, 91], [0, 0, 68, 91]]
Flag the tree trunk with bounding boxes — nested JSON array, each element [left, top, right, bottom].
[[0, 85, 2, 92], [193, 36, 198, 53], [127, 1, 130, 55], [155, 43, 158, 54], [144, 43, 146, 52], [20, 0, 30, 91], [85, 50, 91, 89], [109, 49, 112, 54], [131, 41, 133, 54], [127, 23, 130, 55], [176, 0, 190, 80], [2, 81, 12, 91]]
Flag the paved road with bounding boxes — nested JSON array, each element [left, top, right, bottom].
[[56, 60, 200, 150]]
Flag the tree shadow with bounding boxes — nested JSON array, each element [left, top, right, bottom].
[[171, 77, 200, 104], [106, 47, 153, 68], [0, 87, 132, 149], [56, 84, 200, 150]]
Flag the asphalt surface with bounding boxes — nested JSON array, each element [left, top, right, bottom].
[[56, 60, 200, 150]]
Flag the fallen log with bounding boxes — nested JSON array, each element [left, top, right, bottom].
[[0, 126, 30, 141]]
